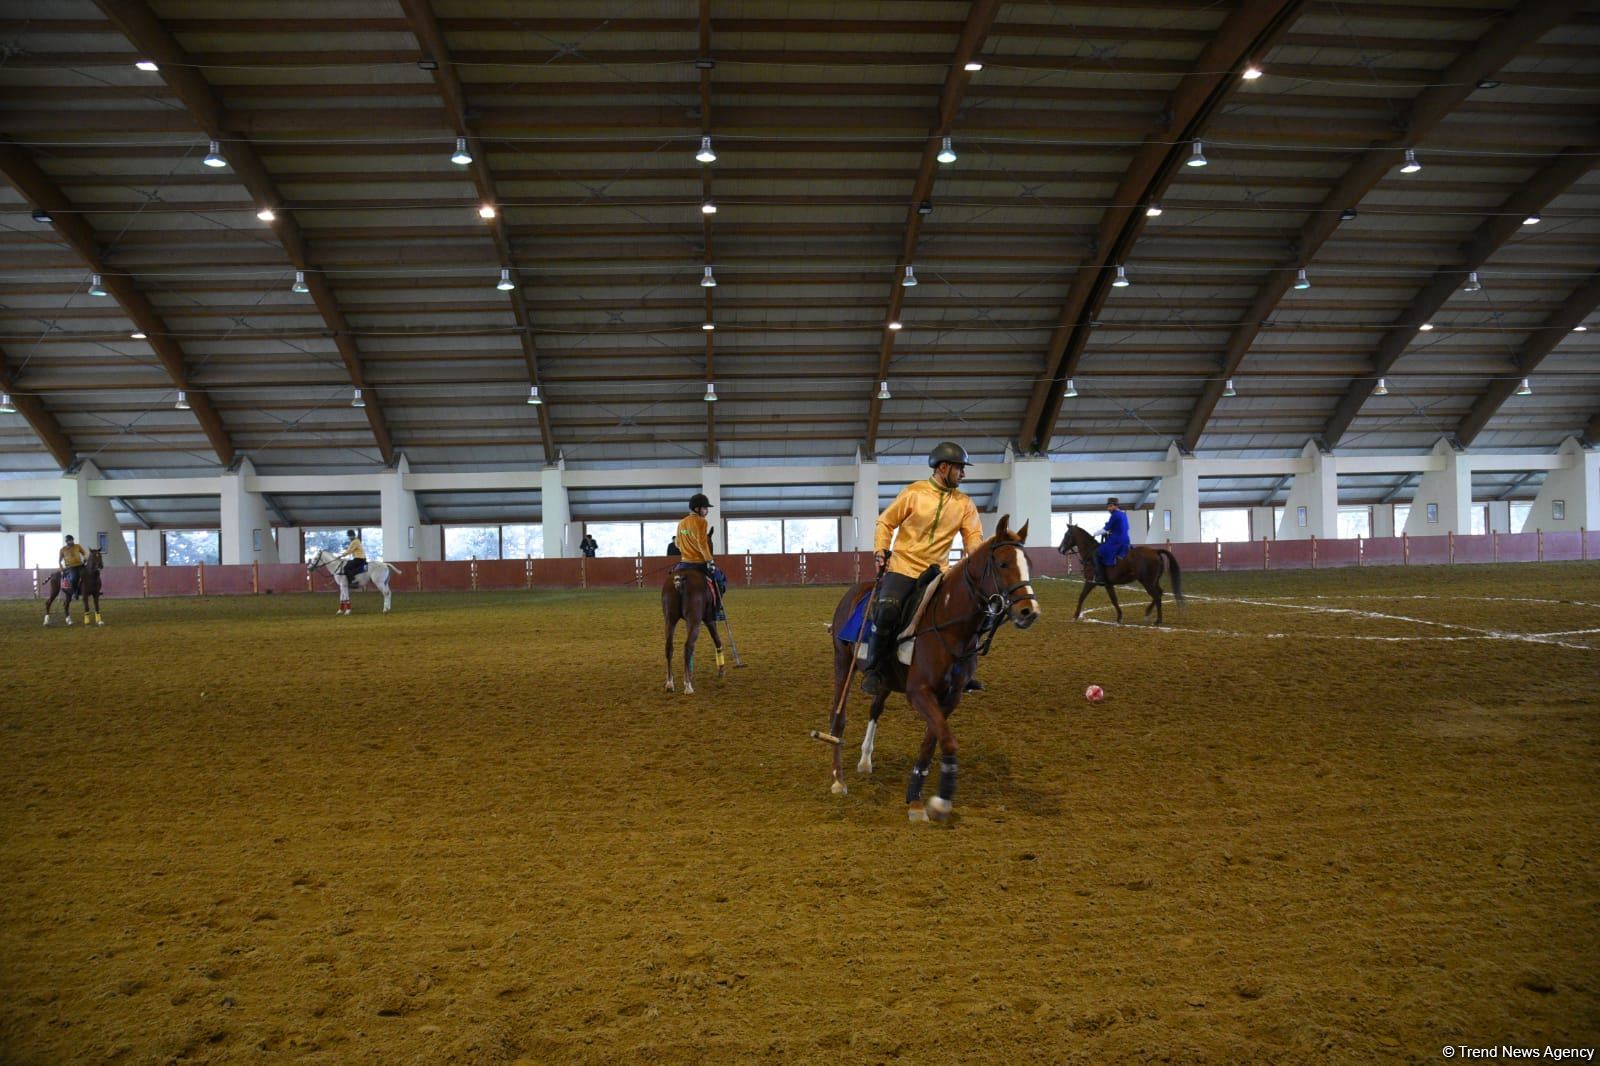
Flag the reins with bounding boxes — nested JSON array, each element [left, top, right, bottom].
[[909, 541, 1032, 665]]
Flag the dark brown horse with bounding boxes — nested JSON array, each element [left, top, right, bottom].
[[42, 548, 104, 626], [823, 515, 1040, 822], [1057, 523, 1183, 624], [662, 566, 724, 694]]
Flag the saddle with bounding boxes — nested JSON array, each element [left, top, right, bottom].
[[849, 565, 944, 667]]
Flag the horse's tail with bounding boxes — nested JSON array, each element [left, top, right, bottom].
[[384, 562, 403, 575], [1158, 549, 1184, 605]]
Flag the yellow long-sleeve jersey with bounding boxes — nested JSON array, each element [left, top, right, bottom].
[[875, 478, 984, 579], [676, 512, 713, 563]]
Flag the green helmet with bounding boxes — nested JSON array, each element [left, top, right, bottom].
[[927, 441, 970, 469]]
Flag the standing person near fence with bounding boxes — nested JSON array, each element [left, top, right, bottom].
[[579, 533, 599, 558], [862, 441, 986, 696]]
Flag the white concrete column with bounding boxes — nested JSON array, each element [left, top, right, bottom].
[[1277, 441, 1338, 540], [1249, 506, 1276, 541], [1523, 437, 1598, 532], [136, 528, 162, 564], [541, 460, 572, 558], [1149, 443, 1201, 543], [379, 455, 424, 562], [275, 527, 302, 564], [1403, 438, 1472, 536], [0, 532, 19, 567], [995, 446, 1054, 546], [699, 464, 723, 554], [60, 460, 132, 564], [850, 448, 879, 551], [219, 457, 275, 565], [1372, 506, 1396, 539], [1486, 500, 1511, 534]]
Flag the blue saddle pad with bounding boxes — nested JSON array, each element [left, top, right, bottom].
[[837, 591, 875, 643]]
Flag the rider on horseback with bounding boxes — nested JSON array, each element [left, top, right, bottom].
[[59, 534, 87, 595], [674, 493, 726, 617], [1095, 497, 1131, 587], [335, 529, 368, 584], [862, 441, 986, 697]]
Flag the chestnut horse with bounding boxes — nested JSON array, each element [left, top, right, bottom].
[[662, 567, 724, 694], [42, 548, 104, 626], [823, 515, 1040, 822], [1057, 523, 1183, 624]]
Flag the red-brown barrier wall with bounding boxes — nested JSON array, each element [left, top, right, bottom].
[[1, 533, 1594, 601]]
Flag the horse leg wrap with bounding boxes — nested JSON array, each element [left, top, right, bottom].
[[937, 757, 958, 803], [905, 762, 930, 805], [715, 648, 725, 669]]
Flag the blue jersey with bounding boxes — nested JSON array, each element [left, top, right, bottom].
[[1096, 510, 1131, 565]]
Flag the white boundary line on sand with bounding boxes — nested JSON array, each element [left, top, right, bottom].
[[1067, 588, 1599, 652]]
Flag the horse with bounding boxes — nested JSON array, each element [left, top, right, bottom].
[[1057, 523, 1183, 624], [306, 549, 400, 614], [823, 514, 1040, 822], [42, 548, 104, 626], [662, 565, 724, 694]]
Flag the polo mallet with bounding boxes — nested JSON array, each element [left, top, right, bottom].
[[718, 596, 747, 668], [814, 563, 885, 749]]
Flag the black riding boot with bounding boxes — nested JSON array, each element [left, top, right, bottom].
[[860, 607, 899, 696], [1095, 559, 1110, 587]]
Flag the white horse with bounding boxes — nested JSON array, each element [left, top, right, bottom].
[[307, 550, 401, 614]]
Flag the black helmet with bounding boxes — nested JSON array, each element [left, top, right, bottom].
[[689, 492, 713, 511], [64, 534, 75, 543], [346, 529, 357, 538], [927, 441, 970, 469]]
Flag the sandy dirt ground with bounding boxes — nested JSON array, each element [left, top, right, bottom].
[[2, 563, 1598, 1064]]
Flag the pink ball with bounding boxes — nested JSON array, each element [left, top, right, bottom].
[[1084, 684, 1105, 703]]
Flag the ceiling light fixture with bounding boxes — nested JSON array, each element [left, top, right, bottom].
[[702, 321, 715, 331], [203, 139, 226, 168], [527, 386, 543, 405], [1372, 378, 1389, 396], [936, 136, 957, 164], [1419, 322, 1435, 331], [1294, 268, 1311, 290], [135, 59, 159, 71], [1064, 378, 1078, 398], [174, 390, 190, 411], [1223, 378, 1237, 397], [1400, 149, 1421, 173], [1186, 141, 1208, 167], [1145, 202, 1162, 217], [88, 273, 108, 297], [887, 320, 903, 331], [292, 270, 309, 294], [963, 60, 983, 72], [1515, 377, 1531, 396], [695, 136, 716, 164], [1522, 214, 1541, 225], [703, 382, 718, 403], [1340, 208, 1357, 221], [902, 265, 918, 287], [1574, 324, 1589, 332], [1476, 77, 1500, 89], [497, 268, 515, 291], [478, 204, 496, 219], [701, 200, 717, 215], [916, 200, 933, 216], [451, 136, 472, 165], [256, 206, 275, 222], [1463, 271, 1482, 293], [131, 331, 146, 339], [1241, 63, 1263, 80], [1112, 265, 1130, 288], [701, 266, 717, 287], [877, 380, 892, 400], [31, 208, 53, 223], [0, 393, 15, 414], [351, 388, 366, 408]]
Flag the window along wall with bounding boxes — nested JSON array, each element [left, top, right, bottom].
[[305, 527, 383, 560], [441, 524, 543, 561], [724, 518, 839, 555]]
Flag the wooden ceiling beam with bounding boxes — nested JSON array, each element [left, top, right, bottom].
[[863, 0, 1002, 456], [0, 142, 235, 466], [1018, 0, 1307, 454], [0, 348, 77, 468], [1454, 273, 1600, 446], [1321, 141, 1599, 446], [399, 0, 556, 463], [94, 0, 394, 465], [1176, 0, 1586, 454]]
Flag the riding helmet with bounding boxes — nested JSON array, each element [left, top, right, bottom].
[[927, 441, 970, 469], [688, 492, 714, 511], [346, 529, 357, 538], [64, 534, 75, 543]]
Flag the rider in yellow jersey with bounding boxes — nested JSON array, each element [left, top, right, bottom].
[[335, 529, 367, 583], [862, 441, 986, 696], [59, 534, 88, 594]]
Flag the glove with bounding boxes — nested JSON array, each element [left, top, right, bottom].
[[873, 550, 888, 573]]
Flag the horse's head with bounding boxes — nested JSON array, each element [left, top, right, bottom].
[[86, 548, 103, 570], [969, 514, 1041, 630], [306, 549, 330, 574], [1057, 523, 1097, 558]]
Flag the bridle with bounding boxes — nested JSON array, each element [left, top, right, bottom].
[[915, 539, 1038, 661]]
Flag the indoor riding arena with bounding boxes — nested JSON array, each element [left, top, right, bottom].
[[1, 3, 1596, 1064]]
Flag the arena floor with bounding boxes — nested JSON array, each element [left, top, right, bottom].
[[3, 563, 1598, 1063]]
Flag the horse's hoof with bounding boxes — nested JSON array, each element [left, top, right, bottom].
[[96, 621, 105, 627], [664, 680, 675, 693], [928, 796, 953, 819], [64, 618, 73, 626], [907, 804, 929, 824], [684, 682, 694, 695], [830, 779, 847, 796], [857, 756, 873, 774], [42, 618, 49, 626]]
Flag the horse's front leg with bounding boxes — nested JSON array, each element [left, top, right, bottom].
[[334, 575, 350, 614], [91, 593, 104, 626], [857, 692, 889, 774], [904, 683, 956, 822]]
